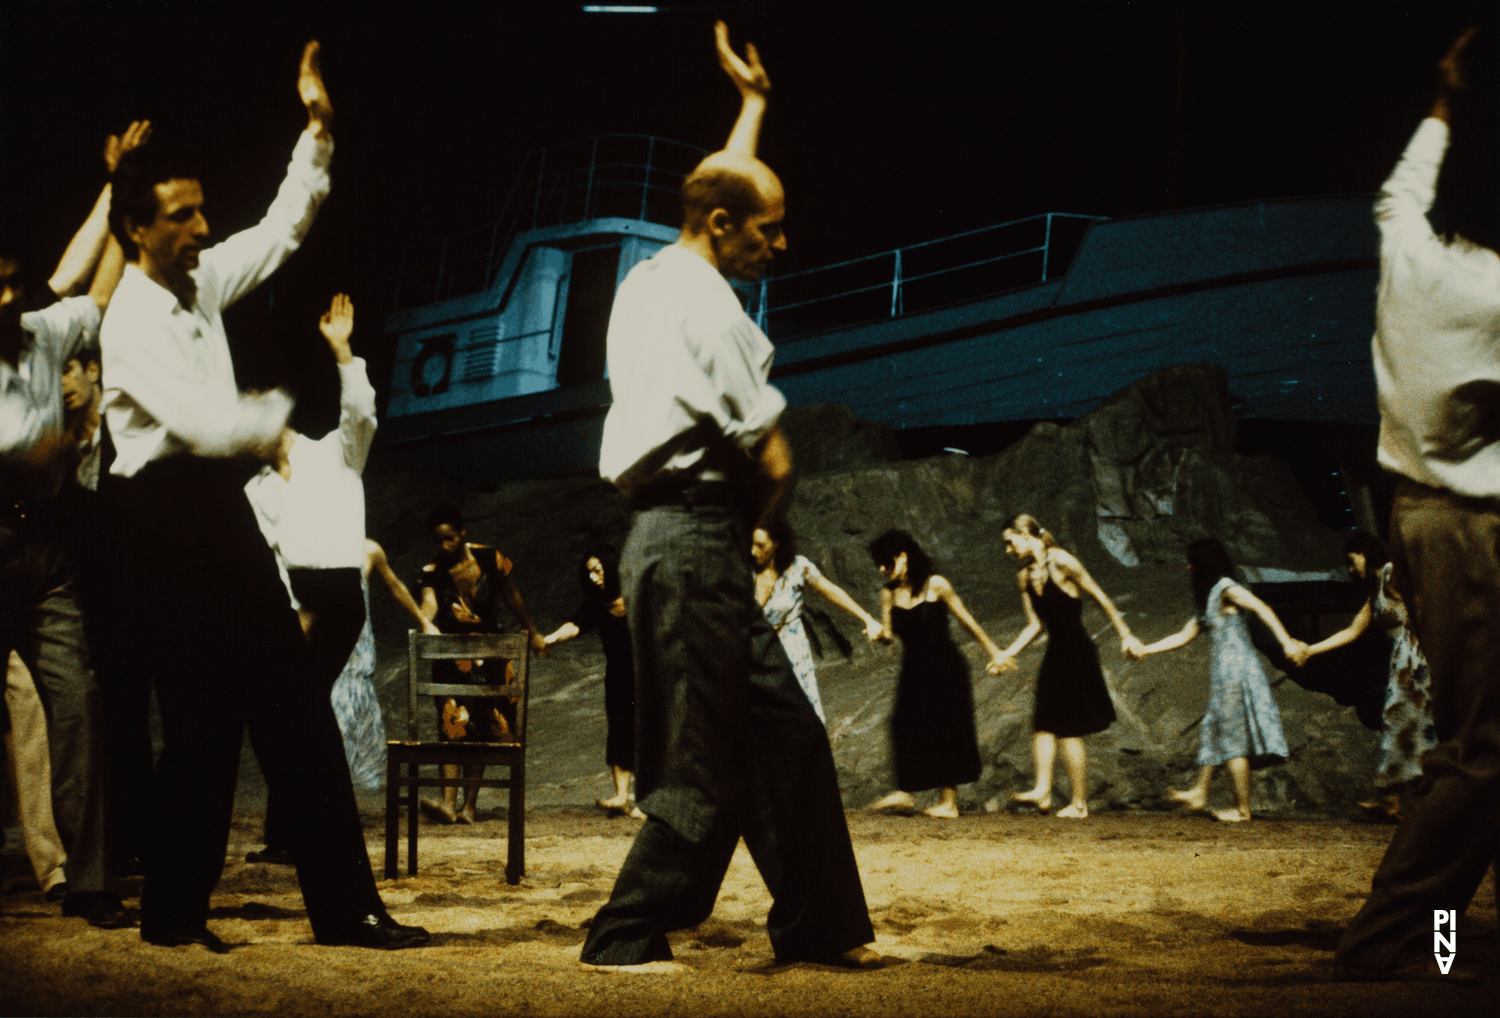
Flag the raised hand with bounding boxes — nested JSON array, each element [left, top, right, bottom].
[[299, 40, 334, 136], [104, 120, 152, 174], [319, 292, 354, 363], [715, 20, 770, 103], [1439, 27, 1478, 93]]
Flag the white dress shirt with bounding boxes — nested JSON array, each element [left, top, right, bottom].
[[245, 357, 377, 580], [1373, 117, 1500, 498], [101, 129, 333, 477], [0, 297, 100, 496], [598, 243, 786, 493]]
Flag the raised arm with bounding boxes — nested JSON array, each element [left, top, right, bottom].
[[807, 570, 884, 642], [202, 41, 334, 311], [320, 294, 377, 472], [993, 571, 1044, 670], [368, 540, 439, 634], [50, 121, 151, 299], [1430, 27, 1476, 125], [1297, 598, 1372, 665], [1223, 584, 1308, 660], [716, 20, 771, 157], [930, 575, 1007, 672]]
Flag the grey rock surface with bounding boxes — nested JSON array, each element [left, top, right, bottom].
[[357, 365, 1381, 818]]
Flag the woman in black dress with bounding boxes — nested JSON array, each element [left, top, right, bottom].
[[543, 546, 644, 818], [994, 514, 1141, 819], [416, 504, 549, 823], [867, 530, 1007, 818]]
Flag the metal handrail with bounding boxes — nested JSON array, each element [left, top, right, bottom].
[[751, 212, 1106, 335]]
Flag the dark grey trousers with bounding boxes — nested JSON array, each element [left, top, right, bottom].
[[580, 502, 874, 965], [1336, 480, 1500, 968], [0, 509, 109, 895]]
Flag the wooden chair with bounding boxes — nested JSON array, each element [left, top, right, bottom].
[[385, 631, 530, 883]]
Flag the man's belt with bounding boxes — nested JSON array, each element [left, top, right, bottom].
[[629, 473, 737, 511]]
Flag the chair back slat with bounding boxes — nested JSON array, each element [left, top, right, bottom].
[[405, 631, 531, 744]]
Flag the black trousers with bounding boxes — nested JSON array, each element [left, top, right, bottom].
[[0, 504, 109, 895], [1337, 480, 1500, 968], [262, 567, 366, 847], [580, 500, 874, 965], [113, 459, 382, 938]]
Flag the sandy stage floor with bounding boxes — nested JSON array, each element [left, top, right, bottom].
[[1, 804, 1495, 1017]]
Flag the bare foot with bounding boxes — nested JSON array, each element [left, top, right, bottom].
[[1167, 787, 1207, 812], [1008, 789, 1052, 812], [628, 805, 647, 820], [579, 960, 689, 975], [1212, 807, 1250, 823], [868, 791, 917, 812], [1055, 802, 1089, 819], [596, 795, 630, 813], [921, 801, 960, 819], [831, 945, 883, 970], [458, 804, 477, 824], [419, 798, 457, 824]]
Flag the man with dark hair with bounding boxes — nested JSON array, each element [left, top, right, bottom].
[[1336, 28, 1500, 981], [1, 122, 137, 929], [100, 41, 426, 953], [579, 23, 878, 973]]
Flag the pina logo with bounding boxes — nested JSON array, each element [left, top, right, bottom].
[[1433, 910, 1458, 974]]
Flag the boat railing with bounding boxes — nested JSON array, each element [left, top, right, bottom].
[[748, 212, 1106, 340], [391, 134, 708, 311]]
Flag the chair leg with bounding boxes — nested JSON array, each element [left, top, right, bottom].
[[407, 760, 420, 877], [507, 757, 525, 885], [384, 752, 400, 880]]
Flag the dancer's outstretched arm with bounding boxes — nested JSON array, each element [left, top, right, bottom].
[[808, 571, 883, 641], [992, 571, 1043, 672], [1430, 26, 1476, 125], [716, 20, 771, 157], [368, 540, 440, 634], [1051, 548, 1141, 655], [1298, 598, 1372, 664], [1223, 584, 1308, 661], [1132, 618, 1200, 657], [497, 569, 550, 658], [51, 120, 151, 298], [928, 575, 1006, 671]]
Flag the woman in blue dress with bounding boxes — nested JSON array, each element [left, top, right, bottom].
[[1131, 538, 1308, 822], [751, 518, 883, 724]]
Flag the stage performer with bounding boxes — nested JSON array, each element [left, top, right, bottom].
[[1334, 27, 1500, 980], [1129, 539, 1305, 822], [544, 546, 644, 817], [578, 21, 879, 973], [752, 517, 883, 724], [995, 514, 1139, 819], [101, 41, 426, 951]]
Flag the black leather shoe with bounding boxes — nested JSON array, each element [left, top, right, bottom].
[[317, 913, 432, 950], [62, 892, 136, 930], [44, 881, 69, 904], [245, 846, 296, 866], [142, 926, 231, 954]]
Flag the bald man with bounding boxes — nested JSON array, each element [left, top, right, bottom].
[[580, 24, 878, 973]]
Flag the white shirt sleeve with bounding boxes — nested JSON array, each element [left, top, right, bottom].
[[693, 305, 786, 453], [1375, 118, 1447, 262], [21, 297, 101, 365], [197, 130, 333, 313], [334, 357, 378, 473]]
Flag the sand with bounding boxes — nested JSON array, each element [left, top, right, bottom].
[[2, 801, 1495, 1017]]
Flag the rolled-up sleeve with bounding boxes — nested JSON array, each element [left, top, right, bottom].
[[1375, 118, 1447, 261], [335, 357, 378, 473], [688, 302, 785, 453]]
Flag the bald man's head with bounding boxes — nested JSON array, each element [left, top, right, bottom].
[[678, 152, 786, 282]]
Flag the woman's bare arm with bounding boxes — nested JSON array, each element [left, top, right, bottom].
[[877, 585, 894, 643], [367, 540, 439, 634], [930, 576, 1007, 671], [997, 570, 1044, 666], [1224, 583, 1308, 659], [1134, 617, 1201, 656], [808, 571, 883, 641], [1056, 549, 1138, 653], [1299, 598, 1372, 664]]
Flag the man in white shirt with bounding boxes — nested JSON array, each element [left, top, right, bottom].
[[243, 293, 377, 865], [1337, 28, 1500, 980], [580, 23, 878, 973], [1, 132, 133, 929], [100, 43, 426, 953]]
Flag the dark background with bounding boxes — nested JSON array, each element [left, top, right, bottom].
[[1, 0, 1495, 432]]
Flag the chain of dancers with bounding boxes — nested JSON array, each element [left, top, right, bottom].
[[0, 18, 1493, 985]]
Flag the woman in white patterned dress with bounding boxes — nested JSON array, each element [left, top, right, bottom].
[[751, 518, 884, 723]]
